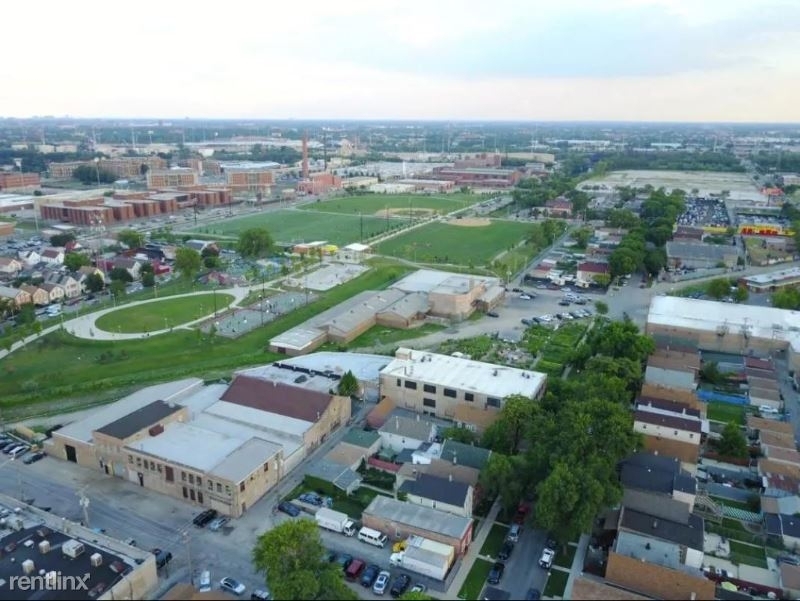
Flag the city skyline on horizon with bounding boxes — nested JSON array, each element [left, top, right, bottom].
[[4, 0, 800, 123]]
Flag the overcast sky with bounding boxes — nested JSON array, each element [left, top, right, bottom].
[[4, 0, 799, 122]]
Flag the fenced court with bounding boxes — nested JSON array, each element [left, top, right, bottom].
[[198, 291, 316, 338]]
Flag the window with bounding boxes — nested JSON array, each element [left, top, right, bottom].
[[423, 398, 436, 408], [181, 471, 187, 482], [464, 392, 474, 402], [225, 485, 231, 496], [487, 397, 501, 407], [240, 482, 245, 492], [149, 461, 155, 471], [423, 384, 436, 394], [128, 455, 133, 464], [196, 477, 202, 487], [188, 474, 194, 484], [404, 380, 417, 390], [182, 486, 188, 499], [136, 457, 142, 467], [216, 483, 223, 493], [396, 378, 401, 386], [674, 430, 678, 436], [208, 480, 213, 491], [690, 433, 694, 439], [198, 492, 204, 504], [443, 388, 457, 398], [157, 464, 162, 473], [190, 489, 196, 501], [263, 463, 269, 472], [165, 466, 174, 482]]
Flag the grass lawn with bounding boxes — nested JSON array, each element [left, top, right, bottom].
[[543, 569, 569, 598], [0, 264, 409, 414], [479, 524, 509, 559], [458, 558, 493, 600], [554, 544, 577, 569], [299, 193, 476, 216], [377, 220, 532, 266], [191, 208, 402, 245], [721, 518, 751, 534], [341, 323, 445, 350], [94, 293, 234, 333], [707, 402, 745, 424], [711, 496, 752, 511], [729, 540, 768, 568]]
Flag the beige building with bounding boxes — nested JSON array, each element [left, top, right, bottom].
[[225, 166, 275, 193], [20, 284, 49, 306], [0, 285, 31, 307], [49, 368, 351, 517], [379, 347, 546, 420], [40, 282, 66, 303], [647, 296, 800, 372], [146, 168, 199, 188]]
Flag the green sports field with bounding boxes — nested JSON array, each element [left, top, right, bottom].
[[193, 209, 403, 245], [95, 293, 234, 333], [298, 193, 476, 216], [376, 220, 532, 265]]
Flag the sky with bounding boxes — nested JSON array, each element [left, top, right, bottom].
[[3, 0, 800, 122]]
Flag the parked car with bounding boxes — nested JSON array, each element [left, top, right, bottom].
[[9, 445, 29, 458], [199, 570, 212, 593], [193, 509, 218, 527], [23, 452, 45, 464], [498, 540, 514, 560], [345, 558, 366, 581], [277, 501, 300, 517], [521, 318, 533, 326], [373, 571, 391, 595], [519, 293, 533, 300], [511, 287, 523, 293], [209, 517, 229, 531], [298, 492, 323, 506], [360, 564, 381, 588], [486, 311, 500, 318], [220, 577, 246, 596], [539, 548, 554, 569], [778, 555, 800, 566], [507, 523, 521, 542], [390, 574, 411, 598], [250, 590, 271, 601], [487, 562, 505, 585], [558, 299, 571, 306], [336, 553, 354, 571], [574, 298, 587, 305]]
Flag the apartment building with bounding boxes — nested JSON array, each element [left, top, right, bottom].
[[0, 172, 40, 190], [226, 166, 276, 193], [146, 168, 199, 188]]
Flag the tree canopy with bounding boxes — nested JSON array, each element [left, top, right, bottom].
[[481, 394, 538, 455], [718, 421, 748, 459], [109, 267, 133, 283], [72, 164, 116, 184], [237, 228, 275, 259], [772, 287, 800, 310], [175, 247, 202, 280], [117, 229, 144, 249], [337, 370, 359, 397], [252, 519, 357, 600], [64, 252, 90, 272]]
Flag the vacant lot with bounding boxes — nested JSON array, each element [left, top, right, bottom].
[[95, 293, 234, 333], [580, 170, 760, 199], [192, 209, 402, 245], [376, 220, 532, 266], [299, 193, 475, 216]]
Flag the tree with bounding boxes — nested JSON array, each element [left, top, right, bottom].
[[772, 287, 800, 310], [481, 395, 537, 454], [64, 252, 90, 272], [337, 370, 359, 397], [17, 303, 36, 325], [587, 319, 654, 363], [203, 255, 221, 269], [117, 229, 144, 249], [699, 361, 724, 385], [643, 248, 666, 276], [109, 267, 133, 283], [110, 280, 126, 299], [594, 300, 609, 315], [571, 227, 592, 249], [237, 228, 274, 259], [439, 426, 479, 445], [706, 278, 732, 300], [50, 232, 75, 247], [142, 271, 155, 288], [608, 247, 639, 279], [252, 519, 357, 601], [592, 273, 611, 288], [85, 273, 105, 293], [718, 421, 748, 459], [175, 247, 202, 280], [734, 285, 749, 303], [72, 164, 116, 184], [478, 453, 527, 516]]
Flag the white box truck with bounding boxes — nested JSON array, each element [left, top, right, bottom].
[[315, 508, 356, 536]]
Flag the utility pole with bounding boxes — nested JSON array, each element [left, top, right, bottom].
[[360, 212, 363, 243], [78, 488, 90, 527]]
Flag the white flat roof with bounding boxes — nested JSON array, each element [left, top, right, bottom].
[[269, 326, 325, 351], [55, 378, 204, 444], [278, 352, 392, 383], [743, 267, 800, 285], [381, 348, 546, 398], [176, 383, 228, 415], [204, 400, 312, 437], [191, 412, 303, 457], [648, 296, 800, 351], [392, 269, 498, 294]]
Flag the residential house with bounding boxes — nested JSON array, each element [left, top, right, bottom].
[[617, 506, 704, 556], [76, 265, 106, 292], [18, 249, 41, 266], [40, 247, 65, 265], [605, 550, 714, 600], [782, 564, 800, 599], [324, 430, 381, 472], [633, 411, 702, 462], [40, 282, 65, 304], [0, 285, 31, 308], [305, 458, 362, 495], [765, 513, 800, 551], [44, 272, 81, 298], [398, 473, 473, 517], [0, 257, 22, 276], [114, 257, 143, 281], [20, 284, 49, 306], [620, 452, 697, 511], [544, 197, 572, 217], [645, 354, 698, 392], [378, 414, 436, 453], [666, 240, 739, 270], [576, 261, 610, 284], [439, 440, 492, 471], [452, 403, 501, 435], [366, 397, 396, 429], [397, 458, 481, 490]]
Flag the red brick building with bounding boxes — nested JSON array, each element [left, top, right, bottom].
[[146, 168, 199, 189], [544, 197, 573, 217], [453, 153, 502, 169], [428, 167, 521, 188], [226, 167, 275, 193], [297, 172, 343, 195], [0, 172, 40, 190]]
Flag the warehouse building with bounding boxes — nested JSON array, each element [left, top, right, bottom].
[[646, 296, 800, 372], [379, 347, 546, 421], [49, 368, 351, 517], [361, 496, 474, 555]]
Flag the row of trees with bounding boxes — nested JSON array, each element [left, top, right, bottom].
[[595, 150, 745, 173], [607, 188, 686, 278], [72, 164, 117, 184], [478, 318, 653, 544], [512, 173, 591, 216]]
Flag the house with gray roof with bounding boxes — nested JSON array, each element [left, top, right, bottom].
[[439, 439, 492, 471], [398, 473, 473, 517], [618, 507, 704, 552], [306, 458, 362, 495], [379, 414, 436, 453], [666, 240, 740, 270]]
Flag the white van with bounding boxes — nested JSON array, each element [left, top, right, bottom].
[[46, 305, 62, 316], [198, 570, 211, 592], [357, 527, 387, 548], [759, 405, 779, 415]]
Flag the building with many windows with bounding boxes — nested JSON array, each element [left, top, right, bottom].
[[379, 347, 546, 421], [146, 167, 199, 188]]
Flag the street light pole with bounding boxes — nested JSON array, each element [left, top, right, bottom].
[[94, 157, 101, 186]]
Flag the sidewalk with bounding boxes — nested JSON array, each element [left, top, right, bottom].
[[561, 533, 590, 599], [439, 499, 501, 600]]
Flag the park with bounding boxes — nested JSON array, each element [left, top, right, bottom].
[[94, 293, 235, 333]]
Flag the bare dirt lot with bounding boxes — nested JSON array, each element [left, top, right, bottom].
[[448, 217, 491, 227], [580, 170, 764, 201], [373, 207, 437, 218]]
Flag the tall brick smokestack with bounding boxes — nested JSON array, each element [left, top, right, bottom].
[[302, 132, 309, 180]]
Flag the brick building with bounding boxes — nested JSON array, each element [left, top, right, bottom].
[[146, 168, 199, 188], [297, 172, 342, 195], [0, 172, 40, 190], [226, 167, 276, 193], [453, 153, 502, 169], [428, 167, 521, 188]]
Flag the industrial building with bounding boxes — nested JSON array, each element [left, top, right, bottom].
[[48, 370, 351, 517], [740, 267, 800, 292], [0, 493, 158, 600], [426, 167, 522, 189], [665, 241, 740, 270], [646, 296, 800, 372], [379, 347, 546, 421]]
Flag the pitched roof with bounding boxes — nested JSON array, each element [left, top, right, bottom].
[[781, 564, 800, 592], [619, 507, 704, 550], [764, 445, 800, 466], [95, 400, 181, 440], [221, 375, 332, 422], [363, 495, 472, 540], [577, 261, 610, 274], [421, 459, 481, 487], [622, 489, 691, 524], [620, 452, 695, 495], [440, 439, 492, 470], [366, 397, 395, 429], [379, 414, 435, 442], [634, 410, 702, 433], [342, 428, 380, 449], [0, 285, 24, 298], [571, 578, 648, 600], [781, 513, 800, 538], [748, 415, 794, 436], [636, 396, 701, 418], [398, 473, 470, 507]]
